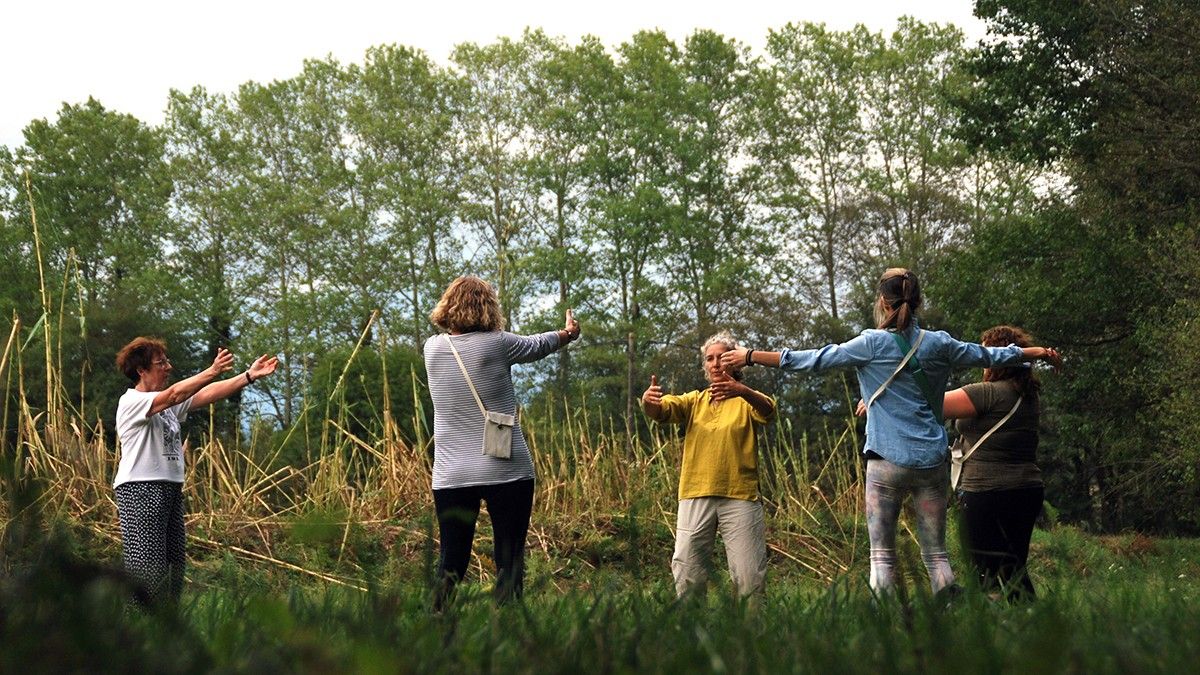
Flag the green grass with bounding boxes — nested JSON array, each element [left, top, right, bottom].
[[4, 514, 1200, 674]]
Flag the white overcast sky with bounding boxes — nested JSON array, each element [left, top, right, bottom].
[[2, 0, 988, 150]]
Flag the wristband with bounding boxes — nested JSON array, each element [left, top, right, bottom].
[[244, 371, 254, 385], [745, 349, 754, 367]]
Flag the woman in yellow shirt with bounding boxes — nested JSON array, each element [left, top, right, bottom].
[[642, 331, 776, 598]]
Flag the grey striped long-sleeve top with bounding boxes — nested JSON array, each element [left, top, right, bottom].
[[424, 330, 562, 490]]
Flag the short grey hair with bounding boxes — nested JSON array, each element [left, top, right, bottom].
[[701, 330, 740, 356], [700, 330, 743, 381]]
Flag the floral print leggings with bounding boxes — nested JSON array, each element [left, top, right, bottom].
[[865, 458, 954, 595]]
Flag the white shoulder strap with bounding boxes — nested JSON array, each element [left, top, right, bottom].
[[443, 335, 487, 418], [960, 393, 1023, 463], [866, 329, 926, 410]]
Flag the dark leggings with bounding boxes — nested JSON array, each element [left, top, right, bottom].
[[959, 486, 1043, 602], [432, 478, 534, 609]]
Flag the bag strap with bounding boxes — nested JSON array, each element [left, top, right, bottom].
[[443, 335, 487, 418], [867, 329, 926, 410], [960, 393, 1023, 463], [889, 330, 943, 424]]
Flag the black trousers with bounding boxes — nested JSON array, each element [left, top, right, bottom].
[[959, 486, 1044, 602], [432, 478, 534, 609]]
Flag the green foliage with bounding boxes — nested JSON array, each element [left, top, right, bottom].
[[2, 12, 1197, 529], [285, 341, 432, 462], [950, 0, 1200, 531]]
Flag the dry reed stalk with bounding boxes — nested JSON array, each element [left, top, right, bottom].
[[187, 535, 368, 591], [0, 317, 20, 393], [23, 174, 55, 430]]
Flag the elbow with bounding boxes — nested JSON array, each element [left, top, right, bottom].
[[162, 386, 188, 407]]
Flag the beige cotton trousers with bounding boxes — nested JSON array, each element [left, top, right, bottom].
[[671, 496, 767, 598]]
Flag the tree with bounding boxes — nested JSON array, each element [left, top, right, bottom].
[[953, 0, 1200, 530], [666, 30, 766, 347], [855, 19, 971, 280], [2, 99, 178, 425], [351, 44, 464, 351], [520, 31, 597, 398], [163, 86, 259, 435], [758, 23, 872, 321], [452, 38, 540, 326]]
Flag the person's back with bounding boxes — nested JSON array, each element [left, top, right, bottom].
[[716, 267, 1060, 598], [424, 330, 558, 490]]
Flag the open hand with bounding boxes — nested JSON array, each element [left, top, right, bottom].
[[855, 400, 867, 417], [563, 308, 581, 342], [248, 354, 280, 381], [708, 370, 747, 402], [209, 348, 234, 376], [1041, 347, 1063, 372]]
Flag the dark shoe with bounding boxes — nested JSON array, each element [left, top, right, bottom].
[[935, 583, 965, 609]]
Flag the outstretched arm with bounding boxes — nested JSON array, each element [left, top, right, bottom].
[[190, 354, 280, 409], [148, 348, 234, 416], [720, 348, 781, 370], [1022, 347, 1062, 371], [556, 308, 581, 346]]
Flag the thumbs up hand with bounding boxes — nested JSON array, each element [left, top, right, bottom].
[[642, 374, 663, 406], [563, 308, 581, 342]]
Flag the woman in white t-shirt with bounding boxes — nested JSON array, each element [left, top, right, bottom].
[[114, 337, 277, 606]]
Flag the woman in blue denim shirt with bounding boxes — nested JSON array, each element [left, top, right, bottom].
[[720, 268, 1060, 597]]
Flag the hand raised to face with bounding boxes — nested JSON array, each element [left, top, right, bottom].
[[719, 348, 748, 373], [708, 370, 747, 402]]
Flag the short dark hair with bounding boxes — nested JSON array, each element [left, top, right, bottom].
[[115, 337, 167, 384]]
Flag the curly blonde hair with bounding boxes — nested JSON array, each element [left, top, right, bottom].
[[430, 276, 506, 333]]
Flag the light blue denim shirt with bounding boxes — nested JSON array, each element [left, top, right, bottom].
[[778, 321, 1025, 469]]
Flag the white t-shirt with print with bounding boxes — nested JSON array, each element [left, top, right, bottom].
[[114, 389, 195, 487]]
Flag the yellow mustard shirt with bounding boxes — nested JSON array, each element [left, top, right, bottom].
[[658, 388, 775, 502]]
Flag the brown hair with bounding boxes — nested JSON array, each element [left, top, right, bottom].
[[874, 267, 922, 331], [115, 337, 167, 384], [429, 276, 506, 333], [981, 325, 1040, 397]]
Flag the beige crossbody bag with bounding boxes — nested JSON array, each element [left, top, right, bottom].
[[444, 335, 516, 460], [950, 393, 1023, 490]]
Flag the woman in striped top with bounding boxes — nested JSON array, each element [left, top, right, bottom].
[[423, 276, 580, 609]]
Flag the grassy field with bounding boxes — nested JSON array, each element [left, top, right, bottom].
[[3, 322, 1199, 673], [4, 480, 1200, 675]]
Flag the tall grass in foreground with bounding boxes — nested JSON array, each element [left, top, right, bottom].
[[1, 273, 867, 588]]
